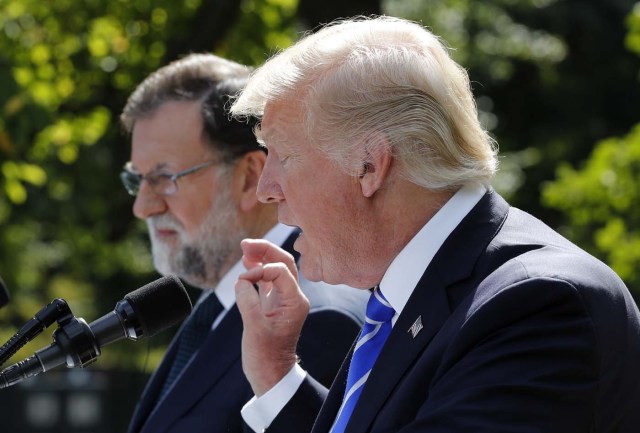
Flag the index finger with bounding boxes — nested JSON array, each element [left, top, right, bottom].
[[241, 238, 298, 278]]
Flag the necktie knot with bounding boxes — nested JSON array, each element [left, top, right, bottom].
[[366, 287, 394, 323], [193, 291, 223, 327]]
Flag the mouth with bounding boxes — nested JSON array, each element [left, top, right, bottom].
[[154, 227, 178, 239], [278, 221, 303, 250], [292, 230, 304, 253], [283, 223, 302, 236]]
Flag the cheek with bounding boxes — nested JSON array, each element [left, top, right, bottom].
[[308, 210, 354, 262], [169, 198, 211, 235]]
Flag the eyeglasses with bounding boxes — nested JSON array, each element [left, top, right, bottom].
[[120, 160, 216, 196]]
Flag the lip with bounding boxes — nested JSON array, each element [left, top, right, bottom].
[[277, 206, 296, 226], [154, 228, 178, 238], [277, 214, 298, 228], [292, 230, 304, 254], [279, 220, 299, 229]]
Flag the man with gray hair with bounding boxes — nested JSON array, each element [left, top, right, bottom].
[[230, 16, 640, 433], [120, 53, 367, 433]]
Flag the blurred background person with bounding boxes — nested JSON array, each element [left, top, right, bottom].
[[119, 53, 367, 433]]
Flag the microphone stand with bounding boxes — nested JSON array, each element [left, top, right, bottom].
[[0, 299, 73, 366], [0, 310, 100, 389]]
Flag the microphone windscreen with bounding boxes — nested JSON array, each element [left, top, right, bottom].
[[124, 275, 192, 337], [0, 277, 9, 309]]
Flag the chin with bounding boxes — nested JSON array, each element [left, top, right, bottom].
[[151, 246, 179, 276], [297, 259, 323, 283], [302, 265, 346, 286]]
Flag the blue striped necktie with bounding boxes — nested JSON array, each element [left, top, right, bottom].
[[331, 287, 395, 433], [158, 290, 223, 402]]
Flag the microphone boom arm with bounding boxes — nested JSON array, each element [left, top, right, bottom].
[[0, 315, 100, 389], [0, 299, 73, 367]]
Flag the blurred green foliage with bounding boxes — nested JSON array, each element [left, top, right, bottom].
[[0, 0, 299, 370], [543, 125, 640, 293], [543, 3, 640, 298], [627, 2, 640, 53], [0, 0, 639, 378]]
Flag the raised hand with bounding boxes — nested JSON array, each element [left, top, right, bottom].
[[235, 238, 310, 396]]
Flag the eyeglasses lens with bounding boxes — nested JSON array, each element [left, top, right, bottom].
[[120, 170, 142, 196]]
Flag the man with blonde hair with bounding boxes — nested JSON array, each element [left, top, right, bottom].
[[230, 16, 640, 433]]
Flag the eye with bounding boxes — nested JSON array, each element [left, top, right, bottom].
[[147, 171, 173, 186], [277, 151, 296, 165], [268, 147, 289, 165]]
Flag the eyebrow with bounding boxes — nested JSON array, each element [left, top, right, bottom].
[[127, 162, 171, 174], [257, 128, 293, 153], [151, 163, 171, 173]]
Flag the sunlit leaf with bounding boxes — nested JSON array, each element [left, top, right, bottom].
[[58, 143, 78, 163], [30, 43, 51, 64], [5, 178, 27, 204], [19, 163, 47, 186], [151, 7, 168, 26]]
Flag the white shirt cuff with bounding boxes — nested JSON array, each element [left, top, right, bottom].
[[241, 364, 307, 432]]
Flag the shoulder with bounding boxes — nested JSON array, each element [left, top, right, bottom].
[[463, 218, 640, 369], [481, 204, 631, 310], [501, 209, 628, 302], [444, 198, 640, 355]]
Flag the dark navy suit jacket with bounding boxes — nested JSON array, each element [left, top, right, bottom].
[[270, 191, 640, 433], [127, 232, 367, 433]]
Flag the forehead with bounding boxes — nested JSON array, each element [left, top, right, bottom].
[[257, 99, 306, 149], [130, 100, 210, 169]]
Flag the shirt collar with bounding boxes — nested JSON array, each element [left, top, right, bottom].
[[213, 223, 296, 311], [380, 183, 487, 324]]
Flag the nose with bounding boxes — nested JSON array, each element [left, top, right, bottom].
[[132, 181, 168, 219], [256, 153, 284, 204]]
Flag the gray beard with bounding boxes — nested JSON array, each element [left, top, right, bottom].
[[172, 231, 236, 287], [148, 188, 247, 288]]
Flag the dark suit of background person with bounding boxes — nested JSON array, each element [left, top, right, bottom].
[[119, 53, 367, 433], [228, 16, 640, 433]]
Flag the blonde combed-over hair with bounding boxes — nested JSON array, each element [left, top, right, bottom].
[[230, 16, 498, 190]]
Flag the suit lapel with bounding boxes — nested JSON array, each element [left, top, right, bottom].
[[139, 306, 243, 433], [335, 191, 508, 433], [128, 325, 181, 433], [343, 269, 452, 433], [311, 342, 354, 433]]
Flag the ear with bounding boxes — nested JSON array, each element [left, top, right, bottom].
[[358, 136, 392, 198], [237, 150, 267, 212]]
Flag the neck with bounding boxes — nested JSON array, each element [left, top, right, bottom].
[[356, 180, 456, 288]]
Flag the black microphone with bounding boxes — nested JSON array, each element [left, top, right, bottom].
[[0, 276, 10, 309], [0, 275, 192, 389]]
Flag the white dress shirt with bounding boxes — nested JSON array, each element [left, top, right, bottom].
[[242, 183, 487, 432], [206, 223, 296, 330]]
